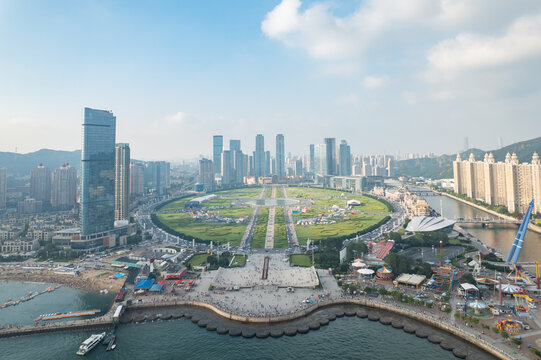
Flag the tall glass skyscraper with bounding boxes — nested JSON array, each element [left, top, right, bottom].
[[255, 134, 265, 177], [276, 134, 285, 178], [309, 144, 315, 173], [80, 108, 116, 235], [314, 144, 327, 176], [339, 140, 351, 176], [213, 135, 223, 175], [324, 138, 337, 175]]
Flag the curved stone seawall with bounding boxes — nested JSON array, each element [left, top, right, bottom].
[[126, 299, 518, 360]]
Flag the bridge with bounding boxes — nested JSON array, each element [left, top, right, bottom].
[[407, 190, 439, 196], [455, 218, 520, 225]]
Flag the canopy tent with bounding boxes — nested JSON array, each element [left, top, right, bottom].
[[352, 261, 367, 269], [501, 284, 523, 294], [358, 269, 375, 275]]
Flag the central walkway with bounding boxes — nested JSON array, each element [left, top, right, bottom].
[[282, 185, 299, 247], [264, 186, 277, 249]]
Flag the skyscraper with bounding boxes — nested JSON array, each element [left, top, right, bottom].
[[229, 139, 241, 152], [130, 162, 145, 196], [0, 168, 6, 210], [51, 164, 77, 210], [30, 164, 52, 206], [309, 144, 315, 174], [255, 134, 265, 177], [213, 135, 223, 175], [265, 151, 271, 176], [115, 143, 130, 221], [221, 150, 233, 184], [339, 140, 351, 176], [324, 138, 337, 175], [276, 134, 285, 178], [198, 158, 215, 190], [80, 107, 116, 235], [314, 144, 327, 176]]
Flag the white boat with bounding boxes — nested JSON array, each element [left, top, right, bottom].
[[76, 332, 106, 356]]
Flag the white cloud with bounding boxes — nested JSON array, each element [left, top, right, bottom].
[[363, 75, 389, 89], [427, 13, 541, 80]]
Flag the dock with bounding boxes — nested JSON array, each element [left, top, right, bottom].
[[35, 309, 101, 322]]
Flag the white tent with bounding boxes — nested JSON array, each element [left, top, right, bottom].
[[358, 269, 375, 276], [352, 261, 366, 268]]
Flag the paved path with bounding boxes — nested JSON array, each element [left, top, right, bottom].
[[240, 187, 267, 249], [282, 185, 299, 247], [264, 207, 276, 249]]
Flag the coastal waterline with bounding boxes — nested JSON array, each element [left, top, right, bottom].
[[1, 315, 459, 360], [422, 194, 541, 263], [0, 281, 114, 326]]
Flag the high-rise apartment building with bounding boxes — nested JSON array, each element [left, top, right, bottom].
[[30, 164, 52, 206], [255, 134, 265, 177], [213, 135, 223, 175], [115, 143, 130, 221], [51, 164, 77, 210], [453, 152, 541, 214], [80, 107, 116, 235], [143, 161, 170, 195], [198, 158, 215, 190], [324, 138, 337, 175], [0, 168, 6, 210], [338, 140, 351, 176], [130, 162, 145, 196], [276, 134, 285, 178], [314, 144, 327, 176]]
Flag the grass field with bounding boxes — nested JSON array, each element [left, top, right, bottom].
[[250, 208, 269, 248], [290, 254, 312, 267], [186, 253, 247, 267], [154, 186, 390, 247], [156, 213, 246, 246], [286, 186, 391, 214], [294, 213, 385, 245], [274, 207, 288, 248]]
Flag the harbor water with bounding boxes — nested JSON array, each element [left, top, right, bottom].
[[0, 281, 114, 326], [422, 194, 541, 263], [1, 308, 457, 360]]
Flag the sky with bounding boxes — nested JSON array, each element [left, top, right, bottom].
[[1, 0, 541, 161]]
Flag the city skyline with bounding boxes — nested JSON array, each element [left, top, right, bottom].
[[2, 1, 541, 160]]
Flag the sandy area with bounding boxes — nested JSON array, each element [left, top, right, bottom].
[[0, 268, 124, 293]]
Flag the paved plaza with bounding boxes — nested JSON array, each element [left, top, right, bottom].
[[210, 253, 319, 289]]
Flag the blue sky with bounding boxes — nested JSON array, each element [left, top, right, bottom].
[[1, 0, 541, 161]]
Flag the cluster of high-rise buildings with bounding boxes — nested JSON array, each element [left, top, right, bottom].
[[453, 152, 541, 214], [200, 134, 293, 190], [196, 134, 394, 192]]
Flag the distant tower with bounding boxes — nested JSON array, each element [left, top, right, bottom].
[[464, 137, 469, 152], [324, 138, 337, 175], [498, 137, 504, 149], [51, 164, 77, 210], [30, 164, 52, 206], [213, 135, 223, 175], [276, 134, 285, 178], [255, 134, 265, 178], [115, 143, 130, 221]]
